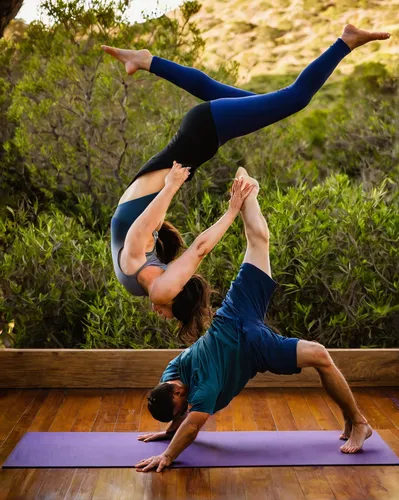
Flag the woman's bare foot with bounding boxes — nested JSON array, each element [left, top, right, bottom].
[[101, 46, 153, 75], [341, 24, 390, 51], [340, 418, 352, 440], [340, 421, 373, 453]]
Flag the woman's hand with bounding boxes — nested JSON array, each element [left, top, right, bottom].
[[228, 177, 255, 215], [165, 161, 190, 191], [137, 431, 170, 442]]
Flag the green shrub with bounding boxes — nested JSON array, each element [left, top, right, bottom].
[[0, 205, 180, 348], [0, 0, 397, 350], [1, 175, 397, 349]]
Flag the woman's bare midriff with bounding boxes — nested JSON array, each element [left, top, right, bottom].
[[118, 168, 171, 205]]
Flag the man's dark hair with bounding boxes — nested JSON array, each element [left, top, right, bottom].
[[147, 383, 176, 422]]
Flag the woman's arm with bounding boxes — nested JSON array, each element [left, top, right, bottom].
[[122, 162, 189, 263], [149, 178, 254, 304]]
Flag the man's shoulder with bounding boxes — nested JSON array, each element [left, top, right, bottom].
[[210, 311, 241, 330]]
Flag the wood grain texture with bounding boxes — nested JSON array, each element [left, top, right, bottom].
[[368, 388, 399, 427], [293, 466, 336, 500], [115, 389, 143, 432], [0, 390, 40, 445], [176, 468, 212, 500], [350, 466, 399, 500], [283, 389, 319, 430], [323, 466, 369, 499], [351, 388, 395, 429], [0, 390, 46, 465], [270, 468, 306, 500], [300, 388, 341, 431], [1, 348, 398, 388], [0, 389, 62, 499], [0, 387, 397, 500], [264, 388, 297, 431]]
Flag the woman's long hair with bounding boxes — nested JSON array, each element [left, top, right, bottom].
[[172, 274, 213, 344], [156, 221, 213, 343], [156, 220, 185, 264]]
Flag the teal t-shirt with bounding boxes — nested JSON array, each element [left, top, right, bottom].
[[160, 315, 257, 415]]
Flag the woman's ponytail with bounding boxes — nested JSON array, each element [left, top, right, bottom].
[[156, 220, 185, 264]]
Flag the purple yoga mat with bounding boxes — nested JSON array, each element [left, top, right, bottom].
[[3, 431, 398, 468]]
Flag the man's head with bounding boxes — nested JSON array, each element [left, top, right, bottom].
[[147, 381, 188, 422]]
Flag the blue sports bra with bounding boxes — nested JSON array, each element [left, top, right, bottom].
[[111, 193, 167, 297]]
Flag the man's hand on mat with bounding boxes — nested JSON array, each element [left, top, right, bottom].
[[228, 177, 255, 215], [137, 431, 170, 442], [165, 161, 190, 191], [135, 453, 173, 473]]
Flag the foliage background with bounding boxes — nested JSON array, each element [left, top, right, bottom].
[[0, 0, 398, 349]]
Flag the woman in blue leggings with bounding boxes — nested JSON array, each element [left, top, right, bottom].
[[102, 24, 389, 341]]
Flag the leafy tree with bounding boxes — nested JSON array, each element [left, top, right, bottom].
[[1, 0, 205, 229], [0, 0, 24, 38]]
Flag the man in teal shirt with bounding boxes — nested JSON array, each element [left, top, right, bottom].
[[136, 169, 373, 473]]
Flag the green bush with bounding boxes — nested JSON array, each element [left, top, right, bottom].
[[0, 1, 397, 350], [1, 175, 397, 349], [0, 204, 180, 348]]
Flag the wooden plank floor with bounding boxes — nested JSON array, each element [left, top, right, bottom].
[[0, 387, 398, 500]]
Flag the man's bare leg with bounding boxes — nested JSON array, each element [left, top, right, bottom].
[[237, 168, 372, 453], [235, 167, 271, 276], [297, 340, 372, 453]]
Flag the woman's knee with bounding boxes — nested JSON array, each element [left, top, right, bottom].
[[297, 340, 332, 369], [288, 84, 313, 112]]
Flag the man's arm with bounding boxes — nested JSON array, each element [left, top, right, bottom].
[[135, 411, 210, 471], [163, 411, 209, 461], [164, 411, 188, 438]]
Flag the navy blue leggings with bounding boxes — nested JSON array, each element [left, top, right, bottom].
[[150, 38, 350, 146]]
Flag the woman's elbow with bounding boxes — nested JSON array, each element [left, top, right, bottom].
[[148, 284, 164, 305]]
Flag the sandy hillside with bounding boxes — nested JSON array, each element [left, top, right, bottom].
[[170, 0, 398, 83]]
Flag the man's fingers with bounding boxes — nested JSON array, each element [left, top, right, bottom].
[[135, 457, 152, 466], [143, 460, 156, 472], [156, 457, 169, 473], [137, 433, 154, 440]]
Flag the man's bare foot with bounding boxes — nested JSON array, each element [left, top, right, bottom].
[[341, 24, 390, 51], [237, 174, 259, 198], [340, 418, 352, 440], [101, 46, 153, 75], [340, 421, 373, 453], [235, 167, 249, 178]]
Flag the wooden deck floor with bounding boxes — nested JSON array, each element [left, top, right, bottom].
[[0, 387, 398, 499]]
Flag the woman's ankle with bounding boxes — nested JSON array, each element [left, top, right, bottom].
[[140, 50, 153, 71]]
